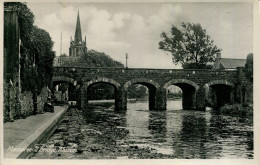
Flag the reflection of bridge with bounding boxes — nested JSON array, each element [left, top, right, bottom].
[[52, 66, 247, 111]]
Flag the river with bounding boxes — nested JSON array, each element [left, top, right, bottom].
[[31, 100, 253, 159]]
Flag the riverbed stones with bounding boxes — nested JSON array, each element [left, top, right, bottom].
[[32, 106, 178, 159]]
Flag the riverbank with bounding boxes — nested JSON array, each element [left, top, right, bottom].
[[4, 106, 69, 158]]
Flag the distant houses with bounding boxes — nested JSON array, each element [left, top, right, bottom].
[[213, 54, 246, 70]]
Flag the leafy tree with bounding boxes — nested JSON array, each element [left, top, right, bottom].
[[244, 53, 253, 82], [5, 2, 35, 91], [78, 50, 124, 67], [31, 26, 55, 92], [159, 22, 221, 69], [4, 2, 35, 45], [60, 53, 68, 57], [5, 3, 55, 92], [128, 85, 148, 99]]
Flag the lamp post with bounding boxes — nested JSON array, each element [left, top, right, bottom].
[[126, 53, 128, 68]]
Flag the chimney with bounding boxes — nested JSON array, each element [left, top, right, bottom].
[[217, 53, 221, 59]]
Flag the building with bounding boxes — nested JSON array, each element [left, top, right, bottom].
[[53, 10, 87, 66], [69, 10, 87, 57], [213, 54, 246, 70]]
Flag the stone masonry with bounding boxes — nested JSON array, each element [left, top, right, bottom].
[[52, 67, 247, 111]]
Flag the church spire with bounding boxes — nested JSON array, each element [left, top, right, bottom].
[[74, 10, 82, 43]]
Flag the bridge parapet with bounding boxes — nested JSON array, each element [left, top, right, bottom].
[[53, 67, 238, 87]]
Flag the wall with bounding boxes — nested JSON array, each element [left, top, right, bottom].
[[4, 11, 21, 122], [3, 79, 20, 122], [20, 91, 33, 117], [37, 87, 49, 113]]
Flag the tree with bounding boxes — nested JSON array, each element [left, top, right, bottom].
[[159, 22, 221, 69], [244, 53, 253, 83], [60, 53, 68, 57], [79, 50, 124, 67], [31, 26, 55, 92], [4, 3, 55, 92], [127, 85, 148, 99], [5, 2, 35, 91]]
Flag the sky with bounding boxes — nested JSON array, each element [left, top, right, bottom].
[[27, 2, 253, 69]]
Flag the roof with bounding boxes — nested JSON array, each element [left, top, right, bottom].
[[74, 10, 82, 43], [219, 58, 246, 69]]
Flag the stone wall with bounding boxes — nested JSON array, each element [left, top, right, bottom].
[[4, 86, 50, 122], [3, 80, 20, 122], [37, 87, 49, 113], [53, 67, 246, 110], [236, 67, 253, 106], [20, 91, 33, 117], [54, 91, 68, 102]]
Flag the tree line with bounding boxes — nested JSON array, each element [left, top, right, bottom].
[[5, 2, 55, 93]]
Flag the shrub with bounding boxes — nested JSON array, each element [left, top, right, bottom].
[[220, 104, 253, 118]]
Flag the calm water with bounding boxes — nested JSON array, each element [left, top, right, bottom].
[[86, 100, 253, 159]]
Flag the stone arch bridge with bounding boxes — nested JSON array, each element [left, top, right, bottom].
[[51, 67, 246, 111]]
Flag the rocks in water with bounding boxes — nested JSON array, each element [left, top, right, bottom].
[[90, 147, 100, 152], [33, 106, 178, 159], [52, 134, 63, 140], [54, 127, 68, 133], [54, 140, 64, 147], [69, 143, 78, 148], [61, 118, 70, 123], [76, 147, 83, 154], [130, 145, 139, 150], [48, 144, 55, 148], [67, 137, 78, 143]]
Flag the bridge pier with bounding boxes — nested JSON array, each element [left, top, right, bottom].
[[80, 87, 88, 110], [149, 88, 156, 110], [155, 87, 167, 110], [196, 87, 207, 111], [76, 86, 81, 108], [115, 87, 127, 111]]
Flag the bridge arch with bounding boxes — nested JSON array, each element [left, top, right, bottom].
[[204, 80, 234, 108], [52, 76, 77, 86], [163, 79, 199, 91], [84, 77, 121, 90], [203, 79, 234, 88], [124, 78, 160, 110], [51, 76, 77, 102], [124, 78, 160, 90], [81, 77, 121, 111], [163, 79, 199, 110]]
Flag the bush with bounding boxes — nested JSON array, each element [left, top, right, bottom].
[[220, 104, 253, 118]]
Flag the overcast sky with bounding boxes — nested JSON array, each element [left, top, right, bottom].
[[27, 2, 253, 69]]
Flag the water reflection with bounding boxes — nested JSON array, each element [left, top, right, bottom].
[[177, 114, 208, 158], [83, 100, 253, 158], [148, 111, 167, 143]]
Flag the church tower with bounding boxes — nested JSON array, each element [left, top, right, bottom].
[[69, 11, 87, 57]]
